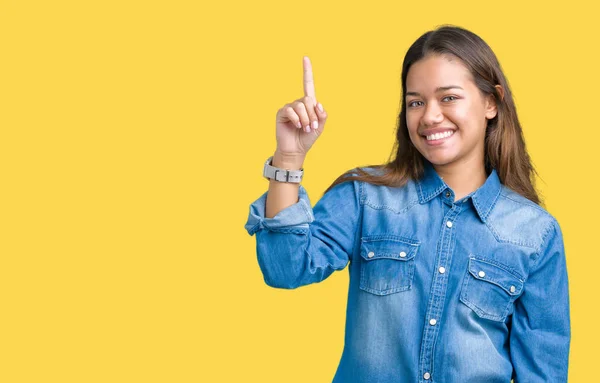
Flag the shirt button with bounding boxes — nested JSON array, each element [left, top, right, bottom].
[[429, 318, 437, 325], [478, 271, 486, 278], [446, 221, 453, 228], [424, 372, 431, 380], [439, 266, 446, 274], [445, 191, 451, 197], [399, 251, 407, 258], [368, 251, 375, 258], [510, 285, 516, 293]]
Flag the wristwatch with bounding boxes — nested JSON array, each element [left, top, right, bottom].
[[263, 156, 304, 183]]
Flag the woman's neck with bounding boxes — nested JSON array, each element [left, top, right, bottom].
[[433, 159, 488, 201]]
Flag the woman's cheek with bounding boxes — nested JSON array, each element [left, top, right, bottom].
[[447, 108, 469, 126], [406, 114, 420, 132]]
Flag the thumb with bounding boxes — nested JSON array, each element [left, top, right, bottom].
[[315, 101, 327, 124]]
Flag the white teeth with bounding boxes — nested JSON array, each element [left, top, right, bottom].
[[426, 130, 454, 141]]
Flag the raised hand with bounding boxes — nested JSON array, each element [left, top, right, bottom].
[[274, 56, 328, 159]]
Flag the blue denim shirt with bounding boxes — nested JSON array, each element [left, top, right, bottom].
[[244, 160, 570, 382]]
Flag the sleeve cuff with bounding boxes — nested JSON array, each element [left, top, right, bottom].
[[244, 184, 315, 236]]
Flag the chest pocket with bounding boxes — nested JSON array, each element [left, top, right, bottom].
[[459, 256, 524, 322], [359, 236, 420, 296]]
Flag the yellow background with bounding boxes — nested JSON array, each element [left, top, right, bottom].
[[1, 0, 596, 381]]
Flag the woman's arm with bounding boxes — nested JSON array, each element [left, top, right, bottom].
[[244, 173, 361, 289], [265, 150, 305, 219], [509, 219, 571, 382]]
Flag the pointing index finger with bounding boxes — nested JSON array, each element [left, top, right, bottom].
[[303, 56, 316, 100]]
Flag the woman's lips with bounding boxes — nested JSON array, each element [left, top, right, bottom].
[[422, 130, 455, 146]]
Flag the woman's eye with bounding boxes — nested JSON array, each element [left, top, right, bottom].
[[408, 97, 456, 108]]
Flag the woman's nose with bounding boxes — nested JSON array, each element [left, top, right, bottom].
[[422, 102, 444, 125]]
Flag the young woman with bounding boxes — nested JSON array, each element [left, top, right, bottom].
[[244, 25, 570, 383]]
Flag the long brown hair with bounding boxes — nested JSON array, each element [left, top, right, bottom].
[[323, 24, 544, 207]]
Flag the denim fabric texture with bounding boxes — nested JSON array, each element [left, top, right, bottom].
[[244, 160, 570, 383]]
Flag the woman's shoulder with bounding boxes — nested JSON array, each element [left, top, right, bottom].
[[492, 184, 560, 251], [498, 185, 556, 220], [345, 166, 418, 213]]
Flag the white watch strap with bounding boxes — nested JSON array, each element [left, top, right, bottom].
[[263, 156, 303, 183]]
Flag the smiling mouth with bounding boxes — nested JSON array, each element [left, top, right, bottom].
[[423, 130, 455, 141]]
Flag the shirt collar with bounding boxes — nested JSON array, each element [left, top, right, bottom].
[[415, 159, 502, 223]]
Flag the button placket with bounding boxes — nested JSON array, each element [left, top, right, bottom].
[[419, 201, 464, 382]]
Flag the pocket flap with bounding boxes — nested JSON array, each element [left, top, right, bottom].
[[360, 236, 420, 261], [467, 257, 524, 296]]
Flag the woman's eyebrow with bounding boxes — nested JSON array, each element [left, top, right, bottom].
[[406, 85, 464, 97]]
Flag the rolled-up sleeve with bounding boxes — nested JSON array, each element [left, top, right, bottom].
[[244, 178, 361, 289], [510, 219, 571, 382]]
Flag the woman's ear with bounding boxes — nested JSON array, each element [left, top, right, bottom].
[[495, 84, 504, 101], [485, 84, 504, 119]]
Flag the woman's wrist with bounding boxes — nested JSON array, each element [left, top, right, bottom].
[[272, 150, 306, 170]]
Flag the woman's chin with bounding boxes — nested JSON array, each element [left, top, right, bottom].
[[422, 152, 459, 167]]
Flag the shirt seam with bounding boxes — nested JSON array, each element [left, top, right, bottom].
[[532, 218, 557, 269], [352, 180, 364, 262]]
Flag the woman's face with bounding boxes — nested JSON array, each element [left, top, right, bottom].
[[405, 54, 498, 170]]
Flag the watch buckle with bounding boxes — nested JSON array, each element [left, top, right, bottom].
[[274, 169, 290, 182]]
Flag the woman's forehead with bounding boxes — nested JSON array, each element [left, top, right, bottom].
[[406, 54, 474, 91]]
